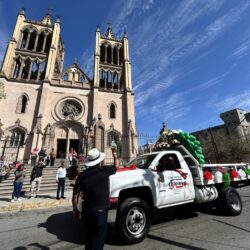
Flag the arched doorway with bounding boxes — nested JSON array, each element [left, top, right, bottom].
[[49, 121, 84, 159]]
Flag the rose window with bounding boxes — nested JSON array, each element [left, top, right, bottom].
[[60, 100, 82, 119]]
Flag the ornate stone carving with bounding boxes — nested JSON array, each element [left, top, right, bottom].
[[60, 100, 82, 119]]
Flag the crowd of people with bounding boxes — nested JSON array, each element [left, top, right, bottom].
[[8, 147, 80, 202]]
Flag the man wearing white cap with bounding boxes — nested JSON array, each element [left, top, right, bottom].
[[72, 147, 118, 250]]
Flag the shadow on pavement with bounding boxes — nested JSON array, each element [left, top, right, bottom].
[[38, 211, 84, 245], [151, 203, 198, 225], [147, 234, 206, 250], [13, 243, 50, 250], [0, 197, 10, 202], [37, 205, 201, 247]]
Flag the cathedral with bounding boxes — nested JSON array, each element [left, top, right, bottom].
[[0, 9, 138, 164]]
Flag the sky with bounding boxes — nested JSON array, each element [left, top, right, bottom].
[[1, 0, 250, 144]]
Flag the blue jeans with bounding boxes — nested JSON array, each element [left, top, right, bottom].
[[12, 182, 23, 199], [82, 208, 108, 250]]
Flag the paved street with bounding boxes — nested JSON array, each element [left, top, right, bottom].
[[0, 186, 250, 250]]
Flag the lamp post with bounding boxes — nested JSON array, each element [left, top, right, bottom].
[[84, 125, 93, 156], [35, 114, 43, 148]]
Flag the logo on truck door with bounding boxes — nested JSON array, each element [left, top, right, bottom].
[[169, 177, 183, 189]]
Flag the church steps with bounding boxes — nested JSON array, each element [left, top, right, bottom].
[[0, 164, 76, 196]]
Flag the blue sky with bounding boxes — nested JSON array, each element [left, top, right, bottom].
[[1, 0, 250, 143]]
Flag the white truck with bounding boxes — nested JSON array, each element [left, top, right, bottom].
[[107, 147, 250, 244]]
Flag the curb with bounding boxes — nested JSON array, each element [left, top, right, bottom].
[[0, 198, 72, 213]]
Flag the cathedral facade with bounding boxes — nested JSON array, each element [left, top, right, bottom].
[[0, 9, 138, 164]]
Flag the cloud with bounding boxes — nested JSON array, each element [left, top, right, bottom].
[[80, 47, 94, 77], [209, 90, 250, 112], [196, 72, 229, 90], [229, 37, 250, 59]]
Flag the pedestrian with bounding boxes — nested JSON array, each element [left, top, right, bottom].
[[38, 147, 47, 162], [10, 164, 26, 202], [50, 148, 56, 166], [30, 147, 39, 167], [45, 156, 50, 166], [29, 160, 46, 198], [56, 161, 67, 200], [72, 149, 77, 165], [72, 147, 118, 250]]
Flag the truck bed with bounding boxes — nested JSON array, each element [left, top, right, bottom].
[[189, 163, 250, 186]]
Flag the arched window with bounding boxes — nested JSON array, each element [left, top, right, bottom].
[[110, 103, 116, 119], [10, 128, 25, 146], [36, 32, 45, 52], [99, 69, 105, 88], [113, 72, 119, 90], [107, 71, 112, 88], [107, 131, 119, 146], [30, 60, 39, 80], [45, 34, 52, 53], [100, 44, 106, 63], [21, 58, 31, 79], [39, 61, 46, 80], [113, 46, 118, 64], [13, 58, 21, 79], [28, 30, 37, 50], [20, 29, 29, 49], [107, 45, 112, 63], [16, 94, 28, 114], [21, 96, 27, 113], [119, 47, 123, 65]]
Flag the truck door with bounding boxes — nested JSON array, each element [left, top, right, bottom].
[[154, 154, 185, 207]]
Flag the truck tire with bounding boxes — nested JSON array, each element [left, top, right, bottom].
[[216, 187, 242, 216], [116, 197, 151, 244]]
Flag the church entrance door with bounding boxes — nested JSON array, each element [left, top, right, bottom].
[[57, 139, 67, 158], [69, 139, 79, 155]]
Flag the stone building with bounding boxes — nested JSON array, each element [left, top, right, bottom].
[[192, 108, 250, 162], [0, 9, 138, 164]]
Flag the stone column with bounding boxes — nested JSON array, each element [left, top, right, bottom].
[[117, 48, 120, 65], [36, 63, 42, 81], [11, 60, 17, 78], [25, 31, 32, 49], [27, 60, 33, 80], [111, 71, 114, 89], [42, 34, 48, 53], [18, 32, 24, 48], [104, 71, 107, 89], [33, 34, 39, 51], [105, 46, 107, 63], [17, 60, 25, 79]]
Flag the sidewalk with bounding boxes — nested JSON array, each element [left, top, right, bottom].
[[0, 191, 73, 213]]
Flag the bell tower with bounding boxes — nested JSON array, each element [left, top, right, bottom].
[[92, 25, 137, 161], [0, 8, 64, 82]]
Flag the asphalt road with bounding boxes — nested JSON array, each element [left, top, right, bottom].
[[0, 186, 250, 250]]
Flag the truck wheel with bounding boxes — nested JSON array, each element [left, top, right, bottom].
[[217, 187, 242, 216], [116, 198, 151, 244]]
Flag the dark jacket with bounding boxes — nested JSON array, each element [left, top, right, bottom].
[[38, 150, 47, 161], [30, 163, 46, 182], [74, 165, 116, 212]]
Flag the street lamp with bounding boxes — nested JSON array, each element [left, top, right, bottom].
[[84, 125, 93, 156]]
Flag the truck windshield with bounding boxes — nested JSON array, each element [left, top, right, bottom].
[[126, 154, 158, 169]]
